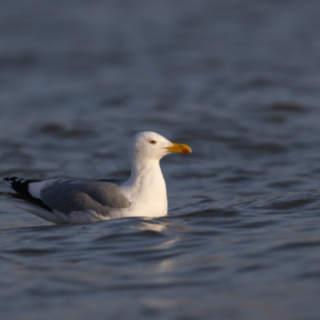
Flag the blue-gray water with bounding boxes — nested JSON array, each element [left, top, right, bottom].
[[1, 0, 320, 319]]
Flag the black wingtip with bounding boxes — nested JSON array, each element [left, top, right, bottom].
[[3, 176, 52, 212], [4, 176, 16, 186], [4, 176, 26, 187]]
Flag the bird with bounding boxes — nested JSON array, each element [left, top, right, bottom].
[[0, 131, 192, 224]]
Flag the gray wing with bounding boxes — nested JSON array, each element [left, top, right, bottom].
[[98, 179, 125, 185], [40, 179, 130, 216]]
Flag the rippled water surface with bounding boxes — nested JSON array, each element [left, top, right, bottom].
[[1, 0, 320, 319]]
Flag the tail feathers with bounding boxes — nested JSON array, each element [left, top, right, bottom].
[[10, 199, 63, 224], [0, 192, 24, 199]]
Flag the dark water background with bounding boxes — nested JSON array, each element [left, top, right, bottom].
[[1, 0, 320, 319]]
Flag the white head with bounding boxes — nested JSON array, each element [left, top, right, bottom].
[[129, 131, 192, 162]]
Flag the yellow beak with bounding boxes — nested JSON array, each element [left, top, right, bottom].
[[166, 142, 192, 154]]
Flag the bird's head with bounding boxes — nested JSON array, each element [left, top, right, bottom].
[[129, 131, 192, 161]]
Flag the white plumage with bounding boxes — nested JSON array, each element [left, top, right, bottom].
[[2, 132, 191, 224]]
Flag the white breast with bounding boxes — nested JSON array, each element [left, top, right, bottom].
[[120, 163, 168, 218]]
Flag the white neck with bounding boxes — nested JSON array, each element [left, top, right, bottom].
[[121, 155, 168, 217]]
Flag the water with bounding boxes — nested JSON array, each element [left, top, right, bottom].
[[1, 0, 320, 319]]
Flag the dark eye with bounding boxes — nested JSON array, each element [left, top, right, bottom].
[[150, 140, 156, 144]]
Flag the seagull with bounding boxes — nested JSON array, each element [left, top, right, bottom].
[[1, 132, 192, 224]]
